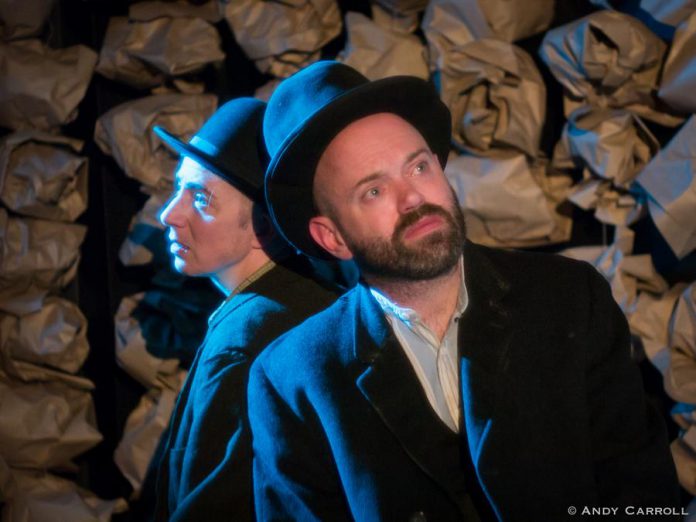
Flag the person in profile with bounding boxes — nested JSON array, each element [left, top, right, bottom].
[[248, 61, 679, 521], [147, 97, 338, 521]]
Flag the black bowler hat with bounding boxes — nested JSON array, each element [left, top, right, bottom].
[[154, 97, 268, 203], [264, 60, 452, 259]]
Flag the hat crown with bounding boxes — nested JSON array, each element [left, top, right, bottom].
[[264, 61, 369, 158], [192, 97, 267, 185], [155, 97, 267, 198]]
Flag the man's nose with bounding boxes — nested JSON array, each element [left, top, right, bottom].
[[396, 180, 425, 214], [159, 192, 185, 228]]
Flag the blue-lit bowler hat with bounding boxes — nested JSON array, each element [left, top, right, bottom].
[[154, 97, 268, 203]]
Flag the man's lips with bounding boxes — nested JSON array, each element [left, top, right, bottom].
[[168, 238, 190, 256], [401, 214, 445, 241]]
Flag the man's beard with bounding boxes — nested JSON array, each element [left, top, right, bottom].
[[340, 199, 467, 281]]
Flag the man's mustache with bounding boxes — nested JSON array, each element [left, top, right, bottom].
[[393, 203, 454, 241]]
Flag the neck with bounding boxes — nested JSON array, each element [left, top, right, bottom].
[[365, 259, 462, 341], [212, 247, 273, 296]]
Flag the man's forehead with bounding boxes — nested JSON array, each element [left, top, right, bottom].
[[175, 156, 219, 185]]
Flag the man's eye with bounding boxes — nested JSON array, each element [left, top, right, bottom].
[[193, 191, 210, 209], [365, 187, 380, 199], [414, 161, 428, 174]]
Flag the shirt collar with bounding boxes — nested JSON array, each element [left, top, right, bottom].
[[208, 260, 276, 326]]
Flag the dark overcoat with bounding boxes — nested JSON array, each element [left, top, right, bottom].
[[153, 260, 337, 521], [248, 242, 679, 521]]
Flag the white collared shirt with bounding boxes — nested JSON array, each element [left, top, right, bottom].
[[370, 259, 468, 433]]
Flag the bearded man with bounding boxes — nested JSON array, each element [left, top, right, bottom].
[[248, 62, 679, 521]]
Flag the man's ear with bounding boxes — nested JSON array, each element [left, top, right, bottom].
[[251, 206, 274, 250], [309, 216, 354, 260]]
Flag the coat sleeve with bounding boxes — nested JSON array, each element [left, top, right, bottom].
[[584, 262, 680, 508], [248, 352, 353, 522]]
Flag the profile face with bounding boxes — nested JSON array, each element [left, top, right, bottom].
[[310, 113, 465, 281], [159, 157, 256, 278]]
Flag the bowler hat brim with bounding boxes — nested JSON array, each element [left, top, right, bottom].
[[154, 126, 262, 202], [265, 74, 451, 259]]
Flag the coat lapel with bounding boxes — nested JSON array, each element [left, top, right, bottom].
[[458, 242, 516, 517], [353, 283, 474, 514]]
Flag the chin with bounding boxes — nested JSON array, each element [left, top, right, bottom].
[[173, 257, 200, 277]]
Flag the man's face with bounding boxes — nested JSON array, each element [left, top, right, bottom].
[[310, 113, 465, 281], [160, 157, 256, 278]]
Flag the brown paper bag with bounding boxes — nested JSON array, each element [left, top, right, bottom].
[[0, 131, 88, 222], [0, 39, 97, 130], [338, 11, 428, 81], [440, 39, 545, 158], [222, 0, 342, 77], [0, 297, 88, 375], [0, 210, 86, 315]]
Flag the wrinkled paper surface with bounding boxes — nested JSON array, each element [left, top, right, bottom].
[[338, 11, 428, 81], [0, 209, 86, 315], [223, 0, 342, 77], [439, 38, 545, 158], [96, 16, 224, 89], [636, 116, 696, 259], [0, 297, 88, 375], [445, 153, 572, 247], [0, 131, 88, 222], [540, 11, 682, 126], [0, 39, 97, 130]]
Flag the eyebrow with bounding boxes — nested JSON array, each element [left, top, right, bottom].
[[351, 147, 431, 193], [175, 179, 208, 191]]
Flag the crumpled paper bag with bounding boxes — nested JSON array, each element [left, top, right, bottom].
[[94, 93, 217, 190], [0, 297, 88, 375], [636, 116, 696, 259], [672, 437, 696, 496], [445, 153, 572, 247], [554, 107, 659, 188], [0, 209, 86, 316], [0, 131, 88, 222], [222, 0, 342, 77], [0, 371, 102, 470], [0, 39, 97, 130], [659, 11, 696, 114], [114, 373, 186, 492], [439, 38, 545, 158], [96, 16, 224, 89], [422, 0, 553, 70], [590, 0, 696, 35], [115, 292, 181, 390], [560, 227, 667, 316], [119, 191, 168, 266], [129, 0, 222, 23], [630, 283, 688, 374], [665, 283, 696, 404], [567, 176, 644, 227], [338, 11, 428, 81], [0, 0, 56, 41], [539, 10, 683, 126], [0, 459, 127, 522]]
